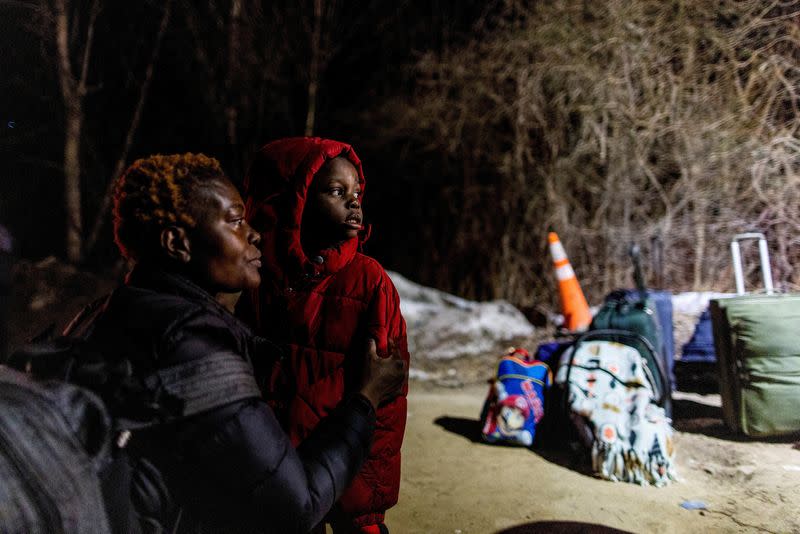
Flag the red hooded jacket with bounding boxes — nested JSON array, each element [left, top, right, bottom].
[[239, 137, 409, 531]]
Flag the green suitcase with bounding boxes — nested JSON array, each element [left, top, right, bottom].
[[710, 233, 800, 437], [711, 289, 800, 437]]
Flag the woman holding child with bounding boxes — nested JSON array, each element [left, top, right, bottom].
[[80, 153, 406, 533]]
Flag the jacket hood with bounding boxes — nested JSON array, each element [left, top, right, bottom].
[[243, 137, 369, 288]]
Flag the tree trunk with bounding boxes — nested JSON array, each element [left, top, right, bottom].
[[64, 104, 83, 263], [54, 0, 82, 263], [54, 0, 98, 263], [692, 196, 707, 290]]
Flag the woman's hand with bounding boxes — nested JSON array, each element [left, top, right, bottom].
[[358, 338, 407, 411]]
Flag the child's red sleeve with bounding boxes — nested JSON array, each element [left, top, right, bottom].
[[334, 269, 410, 530]]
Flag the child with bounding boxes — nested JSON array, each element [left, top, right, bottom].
[[239, 137, 410, 534], [76, 153, 405, 533]]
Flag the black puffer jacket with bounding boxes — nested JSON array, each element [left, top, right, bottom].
[[85, 266, 376, 533]]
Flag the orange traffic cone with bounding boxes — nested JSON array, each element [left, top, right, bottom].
[[548, 232, 592, 332]]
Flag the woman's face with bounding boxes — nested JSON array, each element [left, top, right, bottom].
[[190, 179, 262, 292]]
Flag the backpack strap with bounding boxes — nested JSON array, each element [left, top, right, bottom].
[[7, 294, 114, 381], [143, 351, 261, 419], [63, 293, 114, 339]]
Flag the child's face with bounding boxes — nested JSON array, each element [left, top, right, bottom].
[[190, 179, 262, 292], [304, 157, 363, 247]]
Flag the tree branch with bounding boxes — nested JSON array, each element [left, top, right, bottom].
[[77, 0, 100, 97], [53, 0, 75, 103]]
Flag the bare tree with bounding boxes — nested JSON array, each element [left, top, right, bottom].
[[52, 0, 99, 263], [182, 0, 272, 178], [299, 0, 408, 135], [384, 0, 800, 307], [181, 0, 397, 164], [39, 0, 175, 262]]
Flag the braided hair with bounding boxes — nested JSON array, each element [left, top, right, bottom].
[[113, 153, 227, 261]]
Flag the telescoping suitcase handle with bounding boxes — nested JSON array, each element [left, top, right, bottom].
[[730, 233, 773, 296]]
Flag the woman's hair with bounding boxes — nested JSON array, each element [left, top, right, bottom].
[[113, 153, 226, 261]]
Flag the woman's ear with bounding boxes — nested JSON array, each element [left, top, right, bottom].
[[160, 226, 191, 263]]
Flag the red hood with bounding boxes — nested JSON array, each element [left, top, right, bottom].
[[243, 137, 370, 289]]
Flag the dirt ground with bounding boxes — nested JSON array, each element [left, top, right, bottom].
[[385, 381, 800, 534]]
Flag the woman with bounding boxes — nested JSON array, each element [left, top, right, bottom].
[[83, 153, 406, 533]]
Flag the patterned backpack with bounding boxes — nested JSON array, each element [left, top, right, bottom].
[[555, 332, 677, 486], [480, 348, 552, 447]]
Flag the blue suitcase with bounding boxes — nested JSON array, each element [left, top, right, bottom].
[[675, 308, 717, 392], [681, 309, 716, 363]]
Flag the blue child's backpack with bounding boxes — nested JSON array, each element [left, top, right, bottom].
[[480, 348, 552, 447]]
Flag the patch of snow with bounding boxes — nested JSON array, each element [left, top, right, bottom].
[[387, 271, 534, 360], [672, 292, 735, 315], [409, 368, 434, 381], [388, 269, 742, 365], [552, 304, 602, 327]]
